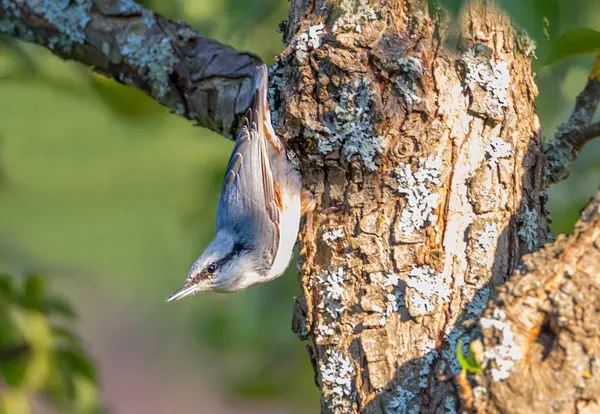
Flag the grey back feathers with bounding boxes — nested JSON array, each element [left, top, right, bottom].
[[215, 65, 280, 275]]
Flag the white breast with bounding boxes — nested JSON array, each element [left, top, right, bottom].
[[267, 190, 301, 280], [266, 149, 303, 281]]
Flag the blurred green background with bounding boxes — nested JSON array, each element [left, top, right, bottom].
[[0, 0, 599, 413]]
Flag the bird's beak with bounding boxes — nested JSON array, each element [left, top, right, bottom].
[[167, 281, 199, 302]]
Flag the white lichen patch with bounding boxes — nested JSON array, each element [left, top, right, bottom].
[[0, 0, 19, 34], [461, 48, 510, 115], [418, 340, 438, 388], [517, 205, 538, 251], [394, 57, 424, 106], [442, 328, 465, 375], [317, 324, 336, 339], [318, 268, 346, 312], [118, 14, 178, 99], [379, 273, 404, 326], [114, 0, 143, 14], [445, 396, 458, 414], [382, 272, 400, 288], [387, 385, 417, 414], [316, 131, 334, 154], [471, 222, 498, 270], [332, 0, 378, 34], [405, 265, 451, 317], [480, 309, 522, 381], [317, 268, 347, 341], [319, 78, 385, 171], [465, 286, 490, 316], [320, 349, 355, 412], [28, 0, 92, 52], [396, 156, 442, 236], [295, 23, 324, 64], [476, 222, 498, 251], [323, 229, 343, 246], [343, 131, 385, 171], [486, 136, 512, 168]]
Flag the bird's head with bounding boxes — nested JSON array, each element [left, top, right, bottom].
[[167, 230, 253, 301]]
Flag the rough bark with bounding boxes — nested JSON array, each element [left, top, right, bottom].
[[0, 0, 262, 139], [544, 54, 600, 184], [277, 0, 551, 412], [2, 1, 600, 413], [465, 190, 600, 413]]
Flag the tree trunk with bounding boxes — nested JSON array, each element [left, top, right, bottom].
[[2, 1, 600, 413], [464, 190, 600, 413], [273, 1, 551, 412]]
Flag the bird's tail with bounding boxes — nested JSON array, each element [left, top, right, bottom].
[[251, 65, 284, 153]]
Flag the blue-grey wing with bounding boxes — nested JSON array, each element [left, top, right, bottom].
[[216, 65, 280, 268]]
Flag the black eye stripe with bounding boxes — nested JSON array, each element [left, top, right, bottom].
[[232, 242, 247, 256], [203, 242, 249, 277], [220, 242, 248, 264]]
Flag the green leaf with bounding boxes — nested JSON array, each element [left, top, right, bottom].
[[72, 376, 101, 413], [23, 348, 51, 389], [0, 274, 15, 301], [43, 359, 76, 406], [43, 296, 76, 319], [0, 310, 22, 348], [56, 347, 98, 384], [545, 28, 600, 65], [15, 310, 53, 351], [20, 274, 46, 311], [51, 325, 81, 349], [0, 345, 30, 387], [456, 338, 483, 374]]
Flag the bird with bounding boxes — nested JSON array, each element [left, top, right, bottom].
[[167, 64, 314, 301]]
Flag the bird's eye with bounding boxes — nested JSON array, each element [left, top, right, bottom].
[[207, 264, 217, 274]]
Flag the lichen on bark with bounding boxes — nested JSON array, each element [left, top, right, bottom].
[[3, 0, 599, 412], [0, 0, 263, 139], [280, 0, 548, 412], [466, 190, 600, 413]]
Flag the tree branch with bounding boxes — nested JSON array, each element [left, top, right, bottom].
[[560, 121, 600, 148], [463, 189, 600, 413], [544, 54, 600, 184], [0, 0, 264, 139]]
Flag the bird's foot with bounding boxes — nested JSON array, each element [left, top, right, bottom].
[[300, 189, 317, 215]]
